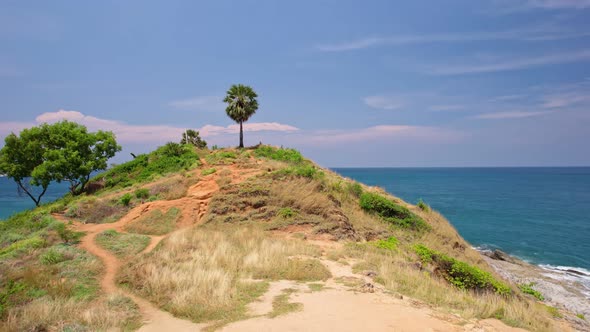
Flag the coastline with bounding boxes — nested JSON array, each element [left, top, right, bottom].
[[479, 248, 590, 331]]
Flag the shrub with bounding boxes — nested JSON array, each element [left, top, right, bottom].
[[347, 182, 363, 198], [134, 188, 150, 200], [360, 192, 429, 231], [413, 244, 511, 295], [519, 283, 544, 301], [120, 193, 132, 207], [417, 199, 430, 212], [275, 165, 323, 179], [52, 223, 82, 244], [278, 208, 298, 219], [370, 237, 398, 250], [577, 313, 585, 320]]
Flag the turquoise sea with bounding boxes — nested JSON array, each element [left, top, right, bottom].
[[0, 177, 70, 219], [333, 167, 590, 277]]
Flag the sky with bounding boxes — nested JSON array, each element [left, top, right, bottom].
[[1, 0, 589, 167]]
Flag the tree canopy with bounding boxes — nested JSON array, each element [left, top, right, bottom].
[[180, 129, 207, 149], [0, 121, 121, 205], [223, 84, 259, 148]]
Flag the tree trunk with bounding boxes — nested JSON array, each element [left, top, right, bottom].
[[239, 121, 244, 148], [16, 180, 47, 207]]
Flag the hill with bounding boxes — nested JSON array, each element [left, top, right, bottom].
[[0, 144, 578, 331]]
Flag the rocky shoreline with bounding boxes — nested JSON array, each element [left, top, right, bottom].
[[481, 249, 590, 331]]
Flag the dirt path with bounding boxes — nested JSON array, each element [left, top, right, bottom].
[[53, 163, 261, 331], [221, 258, 529, 332]]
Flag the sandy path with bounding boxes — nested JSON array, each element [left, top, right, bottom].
[[222, 258, 528, 332], [53, 163, 261, 331]]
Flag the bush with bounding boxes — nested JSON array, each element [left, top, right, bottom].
[[519, 283, 544, 301], [275, 164, 323, 179], [360, 192, 429, 231], [120, 193, 132, 207], [370, 237, 398, 250], [347, 182, 363, 198], [278, 208, 298, 219], [413, 244, 511, 295], [417, 199, 430, 212], [52, 223, 82, 244], [134, 188, 150, 200]]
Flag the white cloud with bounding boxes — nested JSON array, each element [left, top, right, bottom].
[[541, 92, 590, 108], [168, 95, 224, 111], [363, 95, 404, 110], [429, 49, 590, 75], [0, 110, 298, 144], [475, 111, 551, 119]]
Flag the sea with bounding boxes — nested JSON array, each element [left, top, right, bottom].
[[0, 176, 70, 219], [333, 167, 590, 295]]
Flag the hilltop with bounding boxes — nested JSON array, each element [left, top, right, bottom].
[[0, 144, 581, 331]]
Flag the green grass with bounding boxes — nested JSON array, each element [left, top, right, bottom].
[[546, 305, 562, 318], [360, 192, 429, 231], [277, 207, 298, 219], [93, 143, 200, 189], [577, 313, 585, 320], [253, 146, 304, 163], [417, 199, 430, 212], [518, 282, 544, 301], [274, 164, 324, 179], [125, 207, 181, 235], [414, 244, 511, 295], [95, 230, 150, 259], [205, 150, 237, 165], [268, 289, 303, 318], [369, 236, 398, 251]]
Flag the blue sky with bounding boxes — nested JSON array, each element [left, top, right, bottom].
[[1, 0, 589, 167]]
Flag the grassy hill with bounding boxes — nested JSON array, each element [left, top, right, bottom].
[[0, 144, 567, 331]]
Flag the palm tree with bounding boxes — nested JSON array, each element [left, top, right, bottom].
[[223, 84, 259, 148]]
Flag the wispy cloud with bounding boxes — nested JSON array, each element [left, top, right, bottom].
[[0, 110, 298, 144], [475, 110, 552, 119], [363, 95, 405, 110], [168, 95, 224, 111], [429, 49, 590, 75], [495, 0, 590, 11], [302, 125, 462, 145], [316, 27, 590, 52], [428, 104, 466, 111]]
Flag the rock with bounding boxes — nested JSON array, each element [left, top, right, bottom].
[[363, 270, 377, 278], [359, 282, 375, 293], [484, 249, 520, 264]]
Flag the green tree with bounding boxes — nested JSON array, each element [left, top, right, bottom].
[[223, 84, 259, 148], [0, 121, 121, 205], [180, 129, 207, 149]]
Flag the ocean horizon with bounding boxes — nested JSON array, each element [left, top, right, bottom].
[[332, 167, 590, 274]]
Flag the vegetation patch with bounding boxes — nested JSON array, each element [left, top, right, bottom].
[[360, 192, 429, 231], [254, 146, 303, 163], [518, 282, 544, 301], [413, 244, 511, 295], [95, 230, 150, 259], [65, 197, 129, 224], [205, 150, 237, 165], [201, 168, 217, 176], [125, 207, 181, 235], [94, 142, 200, 189], [268, 289, 303, 318], [417, 199, 430, 212], [369, 236, 398, 251]]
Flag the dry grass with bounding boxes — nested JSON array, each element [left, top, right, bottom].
[[65, 196, 128, 224], [0, 294, 141, 332], [118, 225, 326, 324], [125, 207, 181, 235], [148, 176, 198, 201], [336, 243, 559, 331]]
